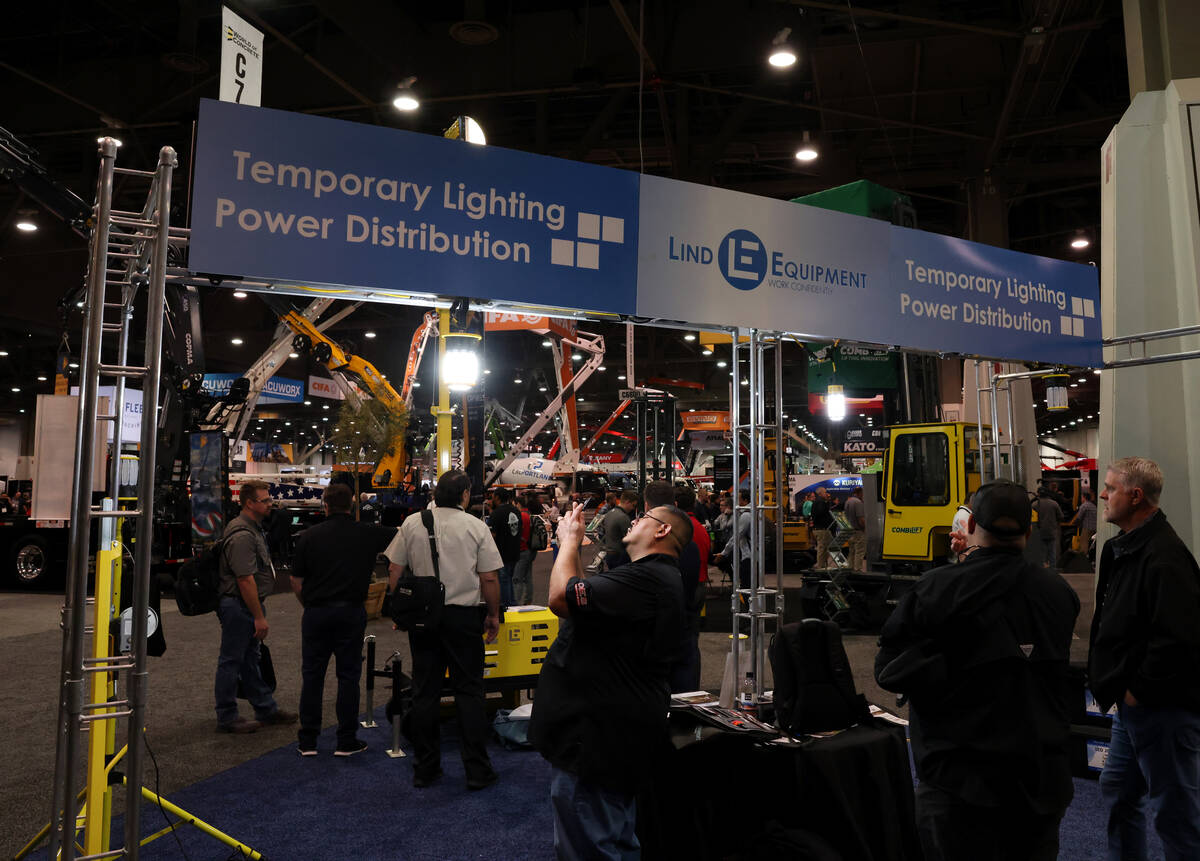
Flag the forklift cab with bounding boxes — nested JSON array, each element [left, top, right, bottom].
[[881, 422, 988, 562]]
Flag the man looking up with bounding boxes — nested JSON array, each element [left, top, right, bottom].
[[531, 500, 688, 860], [386, 469, 503, 790], [1090, 457, 1200, 860], [290, 482, 396, 756], [875, 480, 1079, 861], [214, 480, 297, 734]]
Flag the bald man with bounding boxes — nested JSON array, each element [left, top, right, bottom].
[[531, 501, 688, 861]]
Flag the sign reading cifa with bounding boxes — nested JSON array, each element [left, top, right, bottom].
[[220, 7, 263, 106], [483, 311, 577, 340]]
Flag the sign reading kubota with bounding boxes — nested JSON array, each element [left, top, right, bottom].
[[190, 100, 1100, 366]]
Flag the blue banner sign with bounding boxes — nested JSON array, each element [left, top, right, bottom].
[[636, 176, 1101, 366], [190, 99, 639, 315], [190, 100, 1100, 366], [201, 373, 304, 404]]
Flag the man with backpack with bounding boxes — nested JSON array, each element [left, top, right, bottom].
[[874, 480, 1080, 860], [511, 494, 546, 606], [214, 480, 298, 734]]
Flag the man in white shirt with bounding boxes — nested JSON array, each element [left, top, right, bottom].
[[386, 469, 503, 790]]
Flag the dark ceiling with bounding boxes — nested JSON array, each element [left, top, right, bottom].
[[0, 0, 1126, 446]]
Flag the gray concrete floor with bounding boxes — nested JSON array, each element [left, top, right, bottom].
[[0, 550, 1096, 854]]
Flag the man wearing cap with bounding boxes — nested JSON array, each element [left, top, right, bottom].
[[875, 480, 1080, 861], [1089, 457, 1200, 860]]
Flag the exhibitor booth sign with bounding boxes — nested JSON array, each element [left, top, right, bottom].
[[190, 99, 1100, 367]]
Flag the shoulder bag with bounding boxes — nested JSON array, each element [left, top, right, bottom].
[[389, 510, 446, 632]]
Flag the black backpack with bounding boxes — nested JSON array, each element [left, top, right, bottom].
[[769, 618, 870, 735], [174, 537, 226, 616], [529, 514, 549, 551]]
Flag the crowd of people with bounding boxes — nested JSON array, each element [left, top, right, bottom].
[[207, 455, 1200, 861]]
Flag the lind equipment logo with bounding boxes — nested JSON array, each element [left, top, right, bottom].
[[668, 227, 869, 294]]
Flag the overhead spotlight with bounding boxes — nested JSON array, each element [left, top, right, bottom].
[[303, 400, 311, 405], [392, 77, 420, 112], [542, 340, 552, 348], [230, 337, 244, 345], [684, 334, 696, 342], [598, 366, 606, 371], [288, 352, 300, 359], [768, 27, 797, 67], [572, 353, 583, 361], [15, 220, 37, 232], [514, 378, 523, 384], [37, 376, 47, 381], [1070, 232, 1091, 250], [701, 349, 712, 356], [795, 130, 819, 162], [365, 331, 377, 339], [717, 360, 728, 368], [1093, 368, 1102, 375], [617, 375, 626, 380]]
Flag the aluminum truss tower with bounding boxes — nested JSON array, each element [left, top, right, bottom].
[[47, 139, 177, 861], [729, 329, 785, 704]]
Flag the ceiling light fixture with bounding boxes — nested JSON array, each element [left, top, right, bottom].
[[768, 27, 797, 67], [392, 77, 420, 112], [684, 334, 696, 342], [15, 220, 37, 232], [365, 331, 377, 339], [1070, 232, 1091, 250], [795, 130, 819, 162], [231, 337, 243, 345], [232, 290, 247, 299]]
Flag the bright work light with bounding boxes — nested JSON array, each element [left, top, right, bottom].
[[442, 333, 482, 392], [768, 28, 797, 67], [826, 384, 846, 421]]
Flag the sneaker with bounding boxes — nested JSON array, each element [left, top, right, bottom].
[[216, 717, 261, 734], [334, 740, 369, 757], [260, 709, 298, 726], [412, 768, 444, 788], [466, 770, 499, 791], [298, 745, 318, 757]]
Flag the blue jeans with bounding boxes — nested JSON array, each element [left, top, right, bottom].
[[512, 549, 535, 606], [498, 562, 516, 608], [1100, 702, 1200, 861], [549, 767, 639, 861], [214, 595, 277, 725]]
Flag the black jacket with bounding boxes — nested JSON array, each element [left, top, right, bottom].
[[875, 547, 1079, 811], [1088, 510, 1200, 713]]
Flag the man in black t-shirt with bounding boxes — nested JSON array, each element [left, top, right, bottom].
[[531, 499, 689, 860], [810, 485, 835, 568], [290, 483, 396, 756], [488, 488, 522, 607]]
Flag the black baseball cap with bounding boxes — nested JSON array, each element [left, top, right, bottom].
[[971, 480, 1032, 538]]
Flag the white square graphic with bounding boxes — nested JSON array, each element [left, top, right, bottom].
[[1072, 296, 1084, 315], [1073, 317, 1085, 337], [577, 212, 600, 241], [1060, 316, 1073, 336], [551, 238, 575, 267], [576, 242, 600, 269], [602, 216, 624, 244], [1083, 298, 1095, 317]]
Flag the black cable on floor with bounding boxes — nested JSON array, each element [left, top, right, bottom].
[[143, 732, 192, 861]]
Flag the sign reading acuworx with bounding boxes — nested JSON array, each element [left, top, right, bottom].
[[201, 373, 304, 404], [190, 99, 639, 315], [190, 100, 1100, 366]]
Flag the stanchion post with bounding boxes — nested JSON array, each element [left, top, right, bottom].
[[386, 657, 406, 759], [360, 635, 377, 728]]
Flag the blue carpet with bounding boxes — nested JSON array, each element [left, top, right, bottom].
[[32, 717, 1169, 860], [33, 707, 557, 861]]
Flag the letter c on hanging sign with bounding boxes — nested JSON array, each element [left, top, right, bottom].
[[234, 53, 246, 102]]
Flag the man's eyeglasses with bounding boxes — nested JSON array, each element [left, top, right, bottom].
[[634, 511, 668, 527], [252, 495, 272, 505]]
